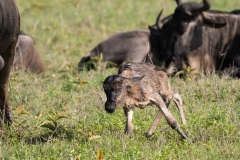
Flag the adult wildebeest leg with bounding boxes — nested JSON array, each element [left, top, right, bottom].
[[172, 91, 186, 125], [155, 95, 189, 140], [0, 0, 20, 124], [123, 107, 134, 134], [145, 110, 164, 138], [0, 39, 18, 124]]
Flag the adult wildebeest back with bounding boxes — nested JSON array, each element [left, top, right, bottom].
[[78, 12, 174, 69], [154, 0, 240, 77], [78, 30, 151, 68], [0, 0, 20, 124]]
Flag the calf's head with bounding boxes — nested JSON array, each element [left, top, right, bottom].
[[103, 75, 124, 113], [103, 74, 144, 113]]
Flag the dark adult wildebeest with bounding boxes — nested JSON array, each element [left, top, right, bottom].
[[78, 30, 152, 68], [103, 62, 189, 140], [0, 0, 20, 124], [153, 0, 240, 77], [148, 11, 172, 66], [13, 33, 45, 73], [78, 12, 174, 69]]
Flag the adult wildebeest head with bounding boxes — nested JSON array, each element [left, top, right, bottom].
[[148, 10, 173, 65], [0, 0, 20, 124], [153, 0, 240, 77]]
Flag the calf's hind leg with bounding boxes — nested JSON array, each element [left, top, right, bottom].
[[172, 91, 186, 125]]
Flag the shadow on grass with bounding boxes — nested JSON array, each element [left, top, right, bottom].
[[0, 124, 81, 145], [24, 129, 77, 145]]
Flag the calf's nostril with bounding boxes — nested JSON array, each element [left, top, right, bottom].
[[105, 101, 116, 113]]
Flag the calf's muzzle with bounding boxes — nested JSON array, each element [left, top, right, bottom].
[[105, 100, 117, 113]]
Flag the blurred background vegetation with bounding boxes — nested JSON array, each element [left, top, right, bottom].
[[0, 0, 240, 159]]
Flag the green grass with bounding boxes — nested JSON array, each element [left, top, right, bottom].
[[1, 0, 240, 159]]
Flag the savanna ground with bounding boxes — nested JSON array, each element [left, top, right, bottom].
[[1, 0, 240, 159]]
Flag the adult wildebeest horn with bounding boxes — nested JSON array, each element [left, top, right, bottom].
[[191, 0, 211, 13], [178, 0, 211, 15], [156, 9, 163, 30], [202, 0, 211, 11]]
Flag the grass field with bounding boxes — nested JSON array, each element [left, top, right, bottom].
[[1, 0, 240, 159]]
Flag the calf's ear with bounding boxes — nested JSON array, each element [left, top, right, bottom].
[[114, 76, 125, 88], [130, 75, 145, 82], [203, 18, 226, 28]]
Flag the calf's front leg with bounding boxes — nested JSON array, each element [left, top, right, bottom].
[[146, 110, 164, 138], [146, 99, 173, 138], [123, 107, 134, 134]]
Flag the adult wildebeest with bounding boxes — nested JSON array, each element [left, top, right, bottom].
[[78, 30, 152, 68], [103, 62, 189, 140], [78, 12, 174, 69], [0, 0, 20, 124], [13, 33, 45, 73], [153, 0, 240, 77]]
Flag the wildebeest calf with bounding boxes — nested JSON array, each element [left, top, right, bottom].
[[103, 62, 189, 140]]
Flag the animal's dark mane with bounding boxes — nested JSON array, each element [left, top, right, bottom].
[[206, 9, 240, 15], [158, 9, 240, 21], [230, 9, 240, 15]]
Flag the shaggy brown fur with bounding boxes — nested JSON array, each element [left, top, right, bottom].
[[103, 62, 189, 140]]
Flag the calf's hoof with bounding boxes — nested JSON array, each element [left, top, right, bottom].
[[145, 132, 154, 138], [124, 126, 133, 135]]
